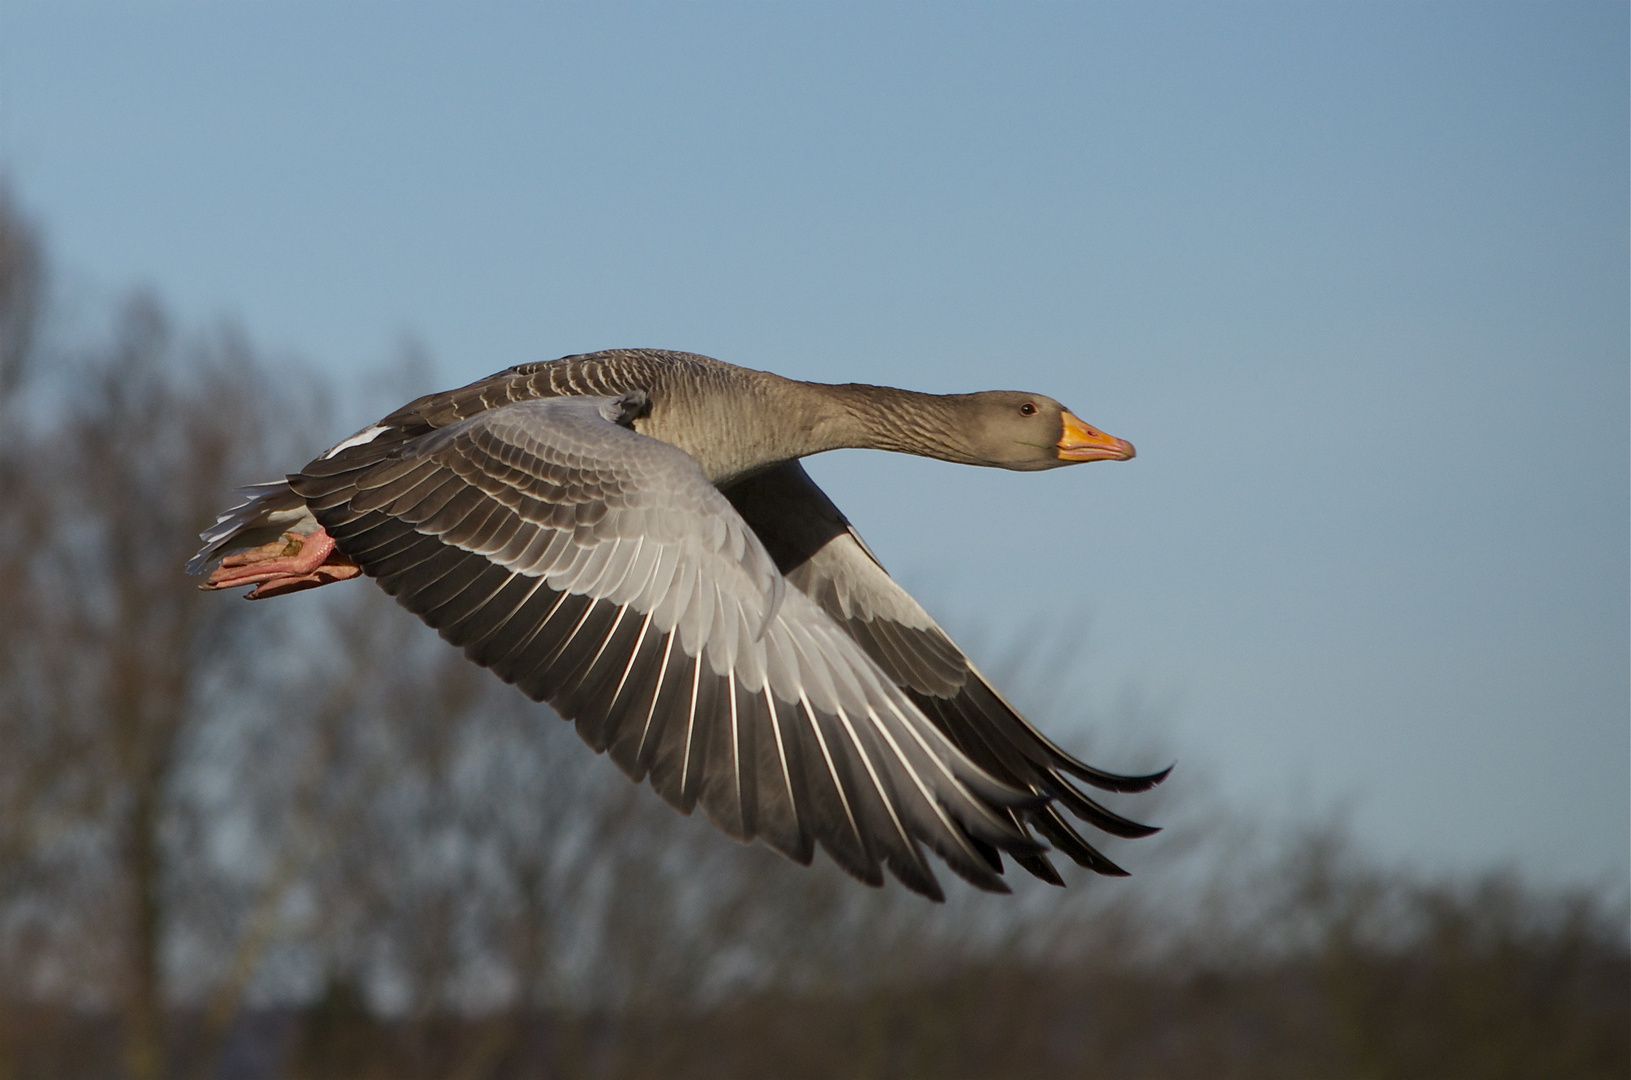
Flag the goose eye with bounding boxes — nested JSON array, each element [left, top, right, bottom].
[[1019, 402, 1037, 417]]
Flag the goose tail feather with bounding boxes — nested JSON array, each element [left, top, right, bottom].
[[186, 480, 313, 575]]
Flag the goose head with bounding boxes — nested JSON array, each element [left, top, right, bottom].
[[952, 391, 1135, 471]]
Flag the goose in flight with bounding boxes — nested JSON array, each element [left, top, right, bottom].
[[188, 349, 1166, 900]]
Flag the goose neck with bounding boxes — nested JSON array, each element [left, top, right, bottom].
[[801, 382, 978, 464]]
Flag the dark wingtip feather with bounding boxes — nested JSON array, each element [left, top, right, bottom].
[[943, 858, 1012, 895], [1049, 784, 1163, 839], [1014, 851, 1065, 887], [886, 854, 946, 902], [1056, 758, 1175, 794], [1031, 809, 1131, 877]]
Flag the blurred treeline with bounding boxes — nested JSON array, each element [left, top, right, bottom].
[[0, 192, 1624, 1080]]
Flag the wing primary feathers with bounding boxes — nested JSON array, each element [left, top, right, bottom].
[[755, 685, 812, 864], [512, 593, 596, 701], [331, 514, 425, 563], [722, 459, 1165, 885], [965, 833, 1005, 874], [797, 692, 881, 886], [720, 670, 756, 839], [481, 585, 574, 674], [876, 696, 1040, 844], [539, 597, 623, 702], [514, 594, 603, 702], [426, 564, 520, 633], [603, 624, 672, 781], [1029, 805, 1130, 877], [550, 601, 631, 718], [632, 632, 678, 772], [677, 651, 706, 805], [856, 704, 1014, 893], [647, 635, 708, 805], [1045, 784, 1161, 839], [1063, 760, 1175, 795], [367, 533, 460, 586], [920, 684, 1160, 839], [407, 556, 503, 627], [607, 611, 657, 714], [959, 669, 1172, 794], [561, 609, 646, 749], [463, 575, 555, 669], [384, 545, 476, 604], [834, 705, 940, 898], [506, 592, 592, 700], [729, 670, 743, 812], [275, 380, 1163, 897], [1013, 850, 1065, 887], [447, 572, 550, 654]]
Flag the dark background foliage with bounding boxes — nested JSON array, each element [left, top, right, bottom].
[[0, 192, 1624, 1080]]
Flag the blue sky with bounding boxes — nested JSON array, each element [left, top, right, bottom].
[[2, 1, 1625, 886]]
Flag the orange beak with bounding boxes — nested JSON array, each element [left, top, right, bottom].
[[1057, 411, 1135, 462]]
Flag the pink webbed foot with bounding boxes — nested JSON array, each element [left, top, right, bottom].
[[201, 528, 362, 600]]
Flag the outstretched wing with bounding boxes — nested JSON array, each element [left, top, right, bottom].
[[723, 461, 1169, 882], [290, 394, 1046, 900]]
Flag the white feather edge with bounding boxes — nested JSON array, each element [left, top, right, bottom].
[[185, 481, 315, 575]]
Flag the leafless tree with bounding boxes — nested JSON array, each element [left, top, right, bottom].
[[0, 188, 1621, 1078], [0, 208, 321, 1076], [0, 183, 48, 1080]]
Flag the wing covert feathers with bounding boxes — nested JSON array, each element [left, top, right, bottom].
[[290, 395, 1049, 900]]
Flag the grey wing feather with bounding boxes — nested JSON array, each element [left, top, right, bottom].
[[723, 461, 1170, 882], [185, 416, 423, 575], [289, 395, 1042, 899], [185, 480, 314, 575]]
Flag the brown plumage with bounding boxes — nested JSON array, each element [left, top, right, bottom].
[[189, 349, 1164, 900]]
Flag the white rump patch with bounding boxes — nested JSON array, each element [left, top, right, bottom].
[[322, 424, 388, 459]]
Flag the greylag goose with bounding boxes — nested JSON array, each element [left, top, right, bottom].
[[188, 349, 1166, 900]]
